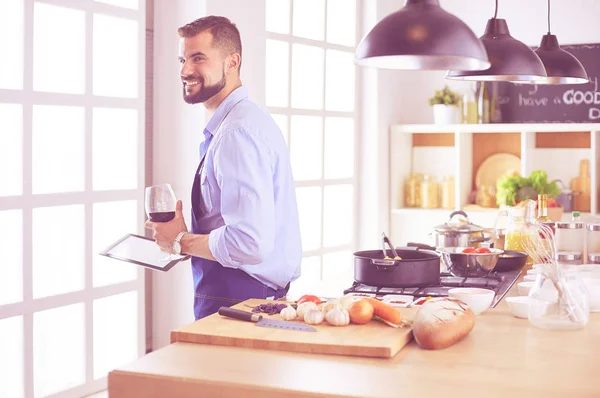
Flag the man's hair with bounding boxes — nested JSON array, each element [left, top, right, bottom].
[[178, 16, 242, 73]]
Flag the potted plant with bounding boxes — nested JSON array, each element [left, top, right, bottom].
[[429, 86, 461, 124], [496, 170, 564, 221]]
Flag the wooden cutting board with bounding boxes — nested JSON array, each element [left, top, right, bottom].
[[170, 299, 416, 359]]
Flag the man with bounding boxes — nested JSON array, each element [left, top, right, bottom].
[[145, 16, 302, 320]]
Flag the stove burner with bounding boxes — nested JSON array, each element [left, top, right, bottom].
[[343, 270, 521, 307]]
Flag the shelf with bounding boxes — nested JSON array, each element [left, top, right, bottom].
[[391, 123, 600, 134]]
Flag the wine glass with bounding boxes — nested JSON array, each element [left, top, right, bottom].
[[145, 183, 177, 262], [145, 183, 176, 222]]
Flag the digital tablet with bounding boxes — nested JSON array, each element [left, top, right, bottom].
[[99, 233, 186, 272]]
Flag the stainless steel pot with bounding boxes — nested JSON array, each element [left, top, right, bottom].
[[431, 211, 492, 248]]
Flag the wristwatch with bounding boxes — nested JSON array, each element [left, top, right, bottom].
[[173, 231, 187, 255]]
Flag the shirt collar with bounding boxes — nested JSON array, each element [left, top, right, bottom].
[[205, 86, 248, 136]]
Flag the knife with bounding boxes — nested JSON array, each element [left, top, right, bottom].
[[218, 307, 317, 332]]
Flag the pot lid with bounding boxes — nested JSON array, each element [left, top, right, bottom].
[[434, 211, 485, 233]]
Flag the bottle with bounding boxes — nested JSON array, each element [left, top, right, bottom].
[[477, 82, 490, 124], [571, 159, 591, 212], [536, 194, 552, 223], [462, 83, 478, 124]]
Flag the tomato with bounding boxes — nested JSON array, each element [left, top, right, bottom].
[[297, 294, 322, 306], [462, 247, 477, 254], [475, 247, 491, 254]]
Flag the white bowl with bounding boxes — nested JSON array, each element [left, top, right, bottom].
[[505, 296, 531, 318], [382, 294, 414, 308], [448, 288, 495, 315], [517, 282, 534, 296], [344, 292, 376, 299]]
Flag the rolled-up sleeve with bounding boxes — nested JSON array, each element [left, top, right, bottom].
[[208, 128, 276, 267]]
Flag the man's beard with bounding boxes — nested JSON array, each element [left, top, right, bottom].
[[183, 73, 227, 104]]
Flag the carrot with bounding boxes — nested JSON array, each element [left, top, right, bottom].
[[365, 298, 403, 326]]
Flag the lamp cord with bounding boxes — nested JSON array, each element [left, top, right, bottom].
[[494, 0, 498, 19], [547, 0, 551, 33]]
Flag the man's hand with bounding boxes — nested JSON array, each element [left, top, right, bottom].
[[145, 200, 188, 254]]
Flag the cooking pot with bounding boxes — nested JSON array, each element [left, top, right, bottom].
[[353, 234, 441, 287], [431, 210, 492, 248]]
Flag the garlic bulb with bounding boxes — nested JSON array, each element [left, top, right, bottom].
[[280, 305, 297, 321], [296, 301, 318, 318], [326, 308, 350, 326], [339, 296, 355, 310], [304, 308, 324, 325], [320, 299, 341, 314]]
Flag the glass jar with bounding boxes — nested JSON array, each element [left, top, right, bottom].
[[404, 173, 422, 208], [420, 175, 439, 209], [440, 176, 454, 210], [528, 269, 590, 330], [557, 251, 583, 266], [505, 201, 536, 267], [586, 223, 600, 258], [556, 215, 585, 254]]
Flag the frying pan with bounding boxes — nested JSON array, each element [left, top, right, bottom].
[[493, 250, 528, 272]]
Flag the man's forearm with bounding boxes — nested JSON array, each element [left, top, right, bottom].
[[180, 233, 216, 261]]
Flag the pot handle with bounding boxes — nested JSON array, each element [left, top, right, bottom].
[[371, 259, 396, 272], [448, 210, 468, 221]]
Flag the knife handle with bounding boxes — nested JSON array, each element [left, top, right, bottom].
[[218, 307, 262, 322]]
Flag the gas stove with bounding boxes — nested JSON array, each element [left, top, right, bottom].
[[343, 269, 522, 308]]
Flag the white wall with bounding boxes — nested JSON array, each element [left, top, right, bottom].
[[151, 0, 207, 350]]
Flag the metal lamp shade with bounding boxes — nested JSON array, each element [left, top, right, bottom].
[[446, 18, 547, 82], [354, 0, 490, 71], [531, 34, 589, 84]]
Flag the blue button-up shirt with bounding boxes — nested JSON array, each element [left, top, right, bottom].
[[197, 86, 302, 290]]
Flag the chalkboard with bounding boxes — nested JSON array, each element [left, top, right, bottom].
[[490, 43, 600, 123]]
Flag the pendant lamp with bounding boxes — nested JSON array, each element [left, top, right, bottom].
[[522, 0, 589, 84], [354, 0, 490, 71], [446, 0, 547, 82]]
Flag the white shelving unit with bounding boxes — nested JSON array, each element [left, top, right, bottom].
[[388, 123, 600, 247]]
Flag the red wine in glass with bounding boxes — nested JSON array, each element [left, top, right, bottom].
[[148, 211, 175, 222], [145, 183, 178, 262]]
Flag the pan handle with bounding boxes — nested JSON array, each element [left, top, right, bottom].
[[448, 210, 468, 221], [406, 242, 437, 251], [371, 259, 396, 272]]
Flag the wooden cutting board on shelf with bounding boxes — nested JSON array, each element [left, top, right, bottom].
[[170, 299, 416, 359]]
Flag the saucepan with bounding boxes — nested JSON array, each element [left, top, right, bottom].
[[353, 233, 441, 288], [431, 211, 494, 248]]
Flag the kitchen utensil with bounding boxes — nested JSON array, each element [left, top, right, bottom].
[[475, 153, 521, 189], [353, 246, 441, 288], [554, 179, 574, 212], [493, 250, 528, 272], [431, 210, 492, 248], [438, 247, 504, 277], [171, 299, 415, 358], [381, 232, 401, 260], [217, 307, 317, 332]]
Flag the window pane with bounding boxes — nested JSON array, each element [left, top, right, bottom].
[[266, 40, 289, 107], [271, 114, 289, 147], [0, 210, 23, 305], [0, 104, 22, 196], [290, 116, 322, 180], [325, 50, 355, 112], [291, 44, 324, 110], [324, 117, 354, 179], [287, 256, 321, 299], [94, 15, 138, 98], [32, 205, 85, 298], [33, 3, 85, 94], [323, 184, 353, 247], [93, 201, 139, 287], [0, 316, 24, 398], [94, 291, 138, 379], [295, 187, 321, 251], [0, 0, 23, 89], [93, 108, 138, 190], [266, 0, 290, 34], [292, 0, 324, 40], [95, 0, 139, 9], [34, 304, 85, 398], [322, 251, 353, 291], [327, 0, 356, 46], [32, 105, 85, 194]]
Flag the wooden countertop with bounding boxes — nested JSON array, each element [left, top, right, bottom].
[[108, 299, 600, 398]]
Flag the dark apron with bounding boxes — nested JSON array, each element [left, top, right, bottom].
[[190, 153, 289, 320]]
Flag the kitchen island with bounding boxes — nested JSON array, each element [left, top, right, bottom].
[[108, 297, 600, 398]]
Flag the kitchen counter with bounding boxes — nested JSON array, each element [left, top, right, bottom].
[[108, 298, 600, 398]]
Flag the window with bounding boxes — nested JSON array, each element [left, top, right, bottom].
[[266, 0, 359, 297], [0, 1, 145, 397]]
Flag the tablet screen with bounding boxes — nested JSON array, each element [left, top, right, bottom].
[[99, 233, 185, 272]]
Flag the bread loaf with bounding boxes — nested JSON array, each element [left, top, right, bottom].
[[412, 297, 476, 350]]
